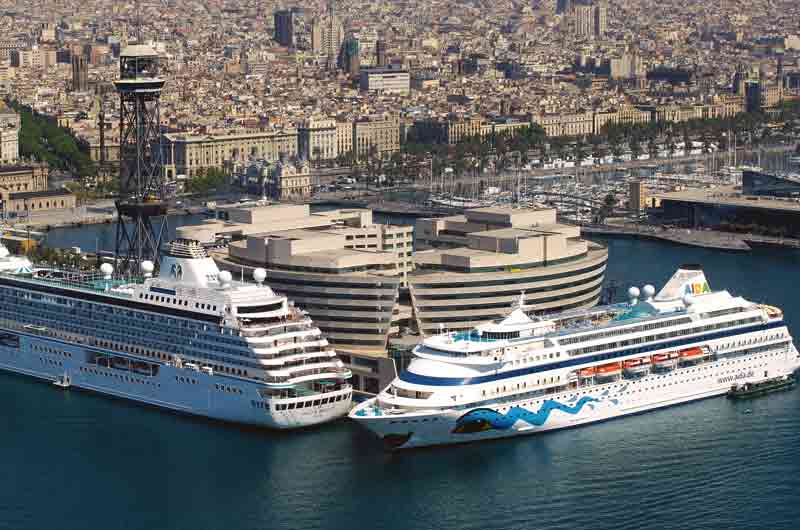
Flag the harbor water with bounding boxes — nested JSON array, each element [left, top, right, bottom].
[[3, 234, 800, 530]]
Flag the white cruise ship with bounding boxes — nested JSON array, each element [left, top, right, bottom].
[[0, 239, 352, 429], [350, 266, 799, 448]]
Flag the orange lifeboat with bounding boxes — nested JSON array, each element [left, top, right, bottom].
[[680, 347, 705, 359], [623, 357, 651, 374], [579, 367, 597, 378], [623, 357, 651, 369], [652, 352, 679, 368], [596, 362, 622, 376]]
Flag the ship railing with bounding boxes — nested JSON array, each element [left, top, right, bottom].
[[0, 318, 96, 346], [262, 367, 349, 384], [241, 323, 316, 338]]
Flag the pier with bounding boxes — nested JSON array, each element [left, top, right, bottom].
[[580, 224, 800, 251]]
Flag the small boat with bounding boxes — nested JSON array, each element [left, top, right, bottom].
[[579, 367, 597, 378], [652, 352, 679, 369], [727, 375, 795, 399], [623, 357, 651, 374], [595, 362, 622, 376], [679, 347, 709, 362], [53, 373, 71, 389]]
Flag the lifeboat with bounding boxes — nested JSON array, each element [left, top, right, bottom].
[[679, 346, 709, 364], [652, 352, 679, 369], [623, 357, 651, 374], [579, 367, 597, 378], [595, 362, 622, 376]]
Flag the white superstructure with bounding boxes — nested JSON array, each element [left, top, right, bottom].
[[0, 240, 352, 429], [350, 266, 799, 449]]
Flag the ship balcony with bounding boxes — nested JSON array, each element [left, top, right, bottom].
[[264, 360, 342, 377], [287, 368, 352, 386], [263, 361, 350, 381], [255, 350, 336, 367], [252, 339, 329, 357], [262, 367, 351, 386], [239, 314, 312, 334], [243, 327, 321, 344], [258, 383, 352, 401]]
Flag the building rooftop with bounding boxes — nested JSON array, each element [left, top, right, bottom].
[[9, 189, 73, 200], [657, 186, 800, 213]]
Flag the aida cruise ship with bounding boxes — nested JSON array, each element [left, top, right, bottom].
[[351, 266, 799, 448], [0, 239, 352, 429]]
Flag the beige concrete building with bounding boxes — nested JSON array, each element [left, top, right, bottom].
[[163, 129, 298, 178], [629, 181, 647, 211], [359, 68, 411, 95], [0, 165, 48, 196], [352, 115, 401, 158], [2, 190, 76, 214], [178, 204, 414, 394], [413, 116, 487, 145], [336, 121, 354, 157], [410, 206, 608, 336], [265, 159, 312, 201], [298, 117, 338, 161], [594, 105, 652, 132], [0, 104, 20, 164], [533, 112, 595, 137]]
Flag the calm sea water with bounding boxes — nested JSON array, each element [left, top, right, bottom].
[[3, 236, 800, 530]]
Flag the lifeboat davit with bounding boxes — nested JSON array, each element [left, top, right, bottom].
[[623, 357, 651, 373], [595, 362, 622, 376], [652, 352, 679, 368]]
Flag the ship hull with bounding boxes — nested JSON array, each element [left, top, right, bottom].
[[352, 347, 798, 449], [0, 327, 351, 430]]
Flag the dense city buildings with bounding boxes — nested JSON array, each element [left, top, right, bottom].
[[2, 0, 797, 187]]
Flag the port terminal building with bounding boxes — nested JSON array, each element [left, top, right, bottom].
[[410, 207, 608, 336], [179, 204, 608, 393], [657, 172, 800, 238]]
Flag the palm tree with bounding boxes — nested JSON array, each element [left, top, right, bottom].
[[647, 136, 658, 160], [629, 136, 642, 161], [572, 139, 587, 166]]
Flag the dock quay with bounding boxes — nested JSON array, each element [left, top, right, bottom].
[[580, 224, 800, 252]]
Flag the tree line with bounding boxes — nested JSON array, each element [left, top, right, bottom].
[[5, 99, 96, 178]]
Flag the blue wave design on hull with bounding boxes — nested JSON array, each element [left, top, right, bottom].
[[452, 396, 599, 434]]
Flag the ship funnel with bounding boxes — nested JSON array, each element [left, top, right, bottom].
[[159, 239, 221, 287], [655, 265, 711, 302]]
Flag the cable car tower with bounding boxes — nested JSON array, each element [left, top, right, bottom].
[[114, 44, 168, 272]]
